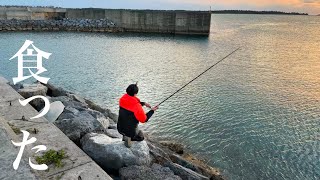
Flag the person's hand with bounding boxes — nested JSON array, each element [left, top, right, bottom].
[[151, 106, 159, 111], [145, 103, 152, 108]]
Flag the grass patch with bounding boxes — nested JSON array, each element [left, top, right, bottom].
[[7, 123, 21, 134], [7, 123, 39, 135], [35, 149, 67, 168], [26, 128, 39, 134]]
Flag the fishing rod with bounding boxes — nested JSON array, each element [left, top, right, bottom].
[[156, 47, 241, 107]]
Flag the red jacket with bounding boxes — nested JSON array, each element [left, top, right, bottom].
[[117, 94, 154, 137], [119, 94, 148, 123]]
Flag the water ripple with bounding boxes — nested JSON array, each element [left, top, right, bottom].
[[0, 15, 319, 180]]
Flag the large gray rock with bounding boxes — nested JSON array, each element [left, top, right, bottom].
[[9, 82, 23, 91], [147, 141, 171, 164], [54, 111, 105, 144], [84, 99, 117, 122], [171, 154, 200, 171], [45, 82, 69, 97], [18, 83, 48, 98], [119, 164, 181, 180], [105, 129, 122, 138], [165, 163, 209, 180], [50, 96, 88, 110], [108, 111, 119, 123], [85, 109, 110, 129], [80, 133, 151, 172], [64, 106, 80, 115], [84, 99, 108, 114], [44, 101, 65, 123], [108, 119, 117, 129], [49, 95, 72, 103], [67, 93, 87, 105], [18, 83, 48, 111], [50, 96, 110, 144]]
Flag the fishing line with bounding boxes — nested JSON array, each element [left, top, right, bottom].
[[156, 47, 241, 107]]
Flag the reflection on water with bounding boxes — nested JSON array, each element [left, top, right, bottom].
[[0, 14, 320, 180]]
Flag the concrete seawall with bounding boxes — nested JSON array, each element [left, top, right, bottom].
[[67, 9, 211, 35], [0, 6, 66, 20], [0, 6, 211, 35], [0, 76, 112, 180]]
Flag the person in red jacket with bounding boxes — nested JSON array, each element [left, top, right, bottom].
[[117, 84, 158, 147]]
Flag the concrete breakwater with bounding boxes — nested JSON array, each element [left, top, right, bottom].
[[0, 77, 113, 180], [0, 6, 211, 35], [0, 19, 123, 32], [6, 80, 224, 180]]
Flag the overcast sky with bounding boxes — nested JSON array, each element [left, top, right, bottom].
[[1, 0, 319, 14]]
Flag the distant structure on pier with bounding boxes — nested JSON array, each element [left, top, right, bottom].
[[0, 6, 212, 35]]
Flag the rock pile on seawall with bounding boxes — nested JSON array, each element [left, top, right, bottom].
[[0, 18, 123, 32], [13, 82, 224, 180]]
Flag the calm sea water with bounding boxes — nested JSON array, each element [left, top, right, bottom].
[[0, 15, 319, 180]]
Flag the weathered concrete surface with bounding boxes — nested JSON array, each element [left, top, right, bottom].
[[67, 9, 211, 35], [0, 6, 66, 20], [0, 76, 112, 180], [48, 162, 110, 180], [0, 118, 36, 180]]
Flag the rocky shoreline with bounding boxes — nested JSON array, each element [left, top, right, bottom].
[[11, 82, 224, 180], [0, 18, 123, 32]]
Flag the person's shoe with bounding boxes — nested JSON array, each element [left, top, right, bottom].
[[123, 136, 132, 148]]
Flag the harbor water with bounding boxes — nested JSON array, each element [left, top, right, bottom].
[[0, 14, 319, 180]]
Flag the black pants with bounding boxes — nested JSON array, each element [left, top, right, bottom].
[[121, 130, 145, 142], [131, 130, 144, 141]]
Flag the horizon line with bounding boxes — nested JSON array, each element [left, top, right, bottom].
[[0, 5, 313, 15]]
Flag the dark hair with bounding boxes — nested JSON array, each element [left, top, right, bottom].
[[126, 84, 139, 96]]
